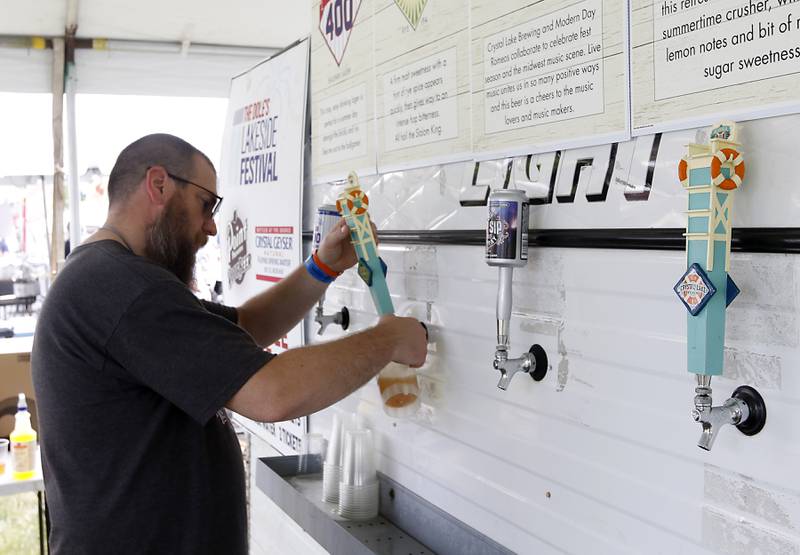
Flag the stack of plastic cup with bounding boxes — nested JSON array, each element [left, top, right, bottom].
[[322, 414, 343, 503], [298, 433, 326, 475], [338, 429, 379, 519]]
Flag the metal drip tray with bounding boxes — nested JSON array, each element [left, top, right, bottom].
[[256, 456, 512, 555]]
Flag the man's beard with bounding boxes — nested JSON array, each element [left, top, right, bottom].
[[144, 198, 197, 286]]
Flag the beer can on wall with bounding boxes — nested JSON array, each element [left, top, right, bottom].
[[486, 189, 529, 267], [312, 204, 341, 252]]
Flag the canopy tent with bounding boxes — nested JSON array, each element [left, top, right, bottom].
[[0, 0, 310, 96], [0, 0, 310, 275]]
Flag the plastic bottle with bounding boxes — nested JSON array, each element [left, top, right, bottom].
[[11, 393, 37, 480]]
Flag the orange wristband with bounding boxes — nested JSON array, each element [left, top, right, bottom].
[[312, 251, 341, 278]]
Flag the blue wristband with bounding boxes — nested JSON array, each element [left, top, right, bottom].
[[305, 255, 335, 283]]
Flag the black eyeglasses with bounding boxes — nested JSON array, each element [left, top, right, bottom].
[[166, 172, 223, 217]]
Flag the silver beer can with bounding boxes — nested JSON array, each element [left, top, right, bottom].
[[312, 204, 341, 252], [486, 189, 529, 267]]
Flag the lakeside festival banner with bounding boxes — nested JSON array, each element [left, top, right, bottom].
[[374, 0, 472, 172], [219, 40, 309, 454], [470, 0, 630, 159], [632, 0, 800, 134], [311, 0, 378, 184]]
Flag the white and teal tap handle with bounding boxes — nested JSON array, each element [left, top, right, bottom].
[[337, 172, 394, 316], [674, 121, 744, 377]]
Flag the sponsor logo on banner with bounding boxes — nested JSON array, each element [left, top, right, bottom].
[[319, 0, 362, 65], [227, 211, 252, 287], [394, 0, 428, 30]]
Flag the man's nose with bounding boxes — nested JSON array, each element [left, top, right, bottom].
[[204, 216, 217, 236]]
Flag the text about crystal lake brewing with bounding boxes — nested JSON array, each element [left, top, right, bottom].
[[482, 0, 604, 134], [238, 98, 279, 185]]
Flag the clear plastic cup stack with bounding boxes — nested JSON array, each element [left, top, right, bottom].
[[322, 414, 343, 503], [338, 429, 379, 520]]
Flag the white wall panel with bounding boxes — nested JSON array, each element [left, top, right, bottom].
[[287, 119, 800, 554]]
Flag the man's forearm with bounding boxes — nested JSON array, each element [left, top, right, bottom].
[[237, 264, 329, 345], [228, 324, 399, 422]]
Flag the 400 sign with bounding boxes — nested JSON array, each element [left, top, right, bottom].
[[319, 0, 361, 66]]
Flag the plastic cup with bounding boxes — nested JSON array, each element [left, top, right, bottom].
[[322, 462, 341, 503], [340, 429, 376, 487], [377, 362, 420, 418], [338, 482, 379, 519], [297, 433, 326, 475], [0, 439, 8, 476], [325, 414, 344, 466], [323, 415, 345, 503]]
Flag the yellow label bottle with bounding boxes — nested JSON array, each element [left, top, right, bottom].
[[11, 393, 37, 480]]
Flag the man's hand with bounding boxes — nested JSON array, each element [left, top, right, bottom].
[[317, 216, 378, 274], [375, 314, 428, 368]]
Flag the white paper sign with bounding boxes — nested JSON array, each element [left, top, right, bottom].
[[632, 0, 800, 133], [316, 83, 369, 164], [471, 0, 629, 158], [654, 0, 799, 100], [382, 47, 459, 152], [219, 40, 309, 453], [483, 0, 605, 134]]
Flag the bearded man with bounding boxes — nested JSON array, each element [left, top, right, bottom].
[[31, 134, 427, 554]]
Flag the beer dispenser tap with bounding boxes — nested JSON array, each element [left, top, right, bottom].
[[337, 172, 422, 417], [312, 204, 349, 335], [486, 188, 548, 390], [674, 120, 766, 450]]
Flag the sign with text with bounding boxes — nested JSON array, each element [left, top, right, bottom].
[[471, 0, 629, 159], [312, 0, 377, 184], [219, 40, 308, 453], [375, 0, 471, 171], [632, 0, 800, 133]]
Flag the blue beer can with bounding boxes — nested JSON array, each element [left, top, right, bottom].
[[486, 189, 528, 267]]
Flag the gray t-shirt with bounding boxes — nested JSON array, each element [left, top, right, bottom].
[[32, 240, 273, 554]]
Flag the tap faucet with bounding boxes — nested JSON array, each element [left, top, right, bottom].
[[493, 342, 547, 390], [690, 376, 767, 450], [314, 304, 349, 335]]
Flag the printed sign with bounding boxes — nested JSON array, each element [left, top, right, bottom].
[[319, 0, 363, 65], [632, 0, 800, 133], [226, 211, 252, 287], [374, 0, 471, 171], [234, 414, 308, 456], [471, 0, 629, 158], [311, 0, 377, 183], [219, 40, 309, 453], [394, 0, 428, 29]]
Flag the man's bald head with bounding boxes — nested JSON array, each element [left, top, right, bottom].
[[107, 134, 215, 205]]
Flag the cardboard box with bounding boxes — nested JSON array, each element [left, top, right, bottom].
[[0, 337, 36, 438]]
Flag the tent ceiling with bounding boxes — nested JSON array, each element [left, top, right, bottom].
[[1, 0, 309, 49]]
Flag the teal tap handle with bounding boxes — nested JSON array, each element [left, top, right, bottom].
[[676, 121, 744, 377], [337, 172, 394, 316]]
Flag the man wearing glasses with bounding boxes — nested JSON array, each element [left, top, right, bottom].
[[31, 133, 427, 554]]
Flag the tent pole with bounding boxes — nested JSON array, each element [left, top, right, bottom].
[[50, 37, 66, 280], [65, 26, 81, 252]]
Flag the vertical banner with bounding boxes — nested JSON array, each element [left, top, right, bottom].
[[219, 40, 309, 454], [632, 0, 800, 134], [374, 0, 472, 172], [471, 0, 630, 159], [311, 0, 378, 184]]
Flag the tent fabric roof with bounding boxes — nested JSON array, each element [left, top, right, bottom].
[[1, 0, 309, 49]]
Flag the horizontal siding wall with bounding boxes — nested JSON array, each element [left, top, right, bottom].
[[278, 119, 800, 554]]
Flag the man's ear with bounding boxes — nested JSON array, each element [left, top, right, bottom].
[[144, 166, 168, 207]]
